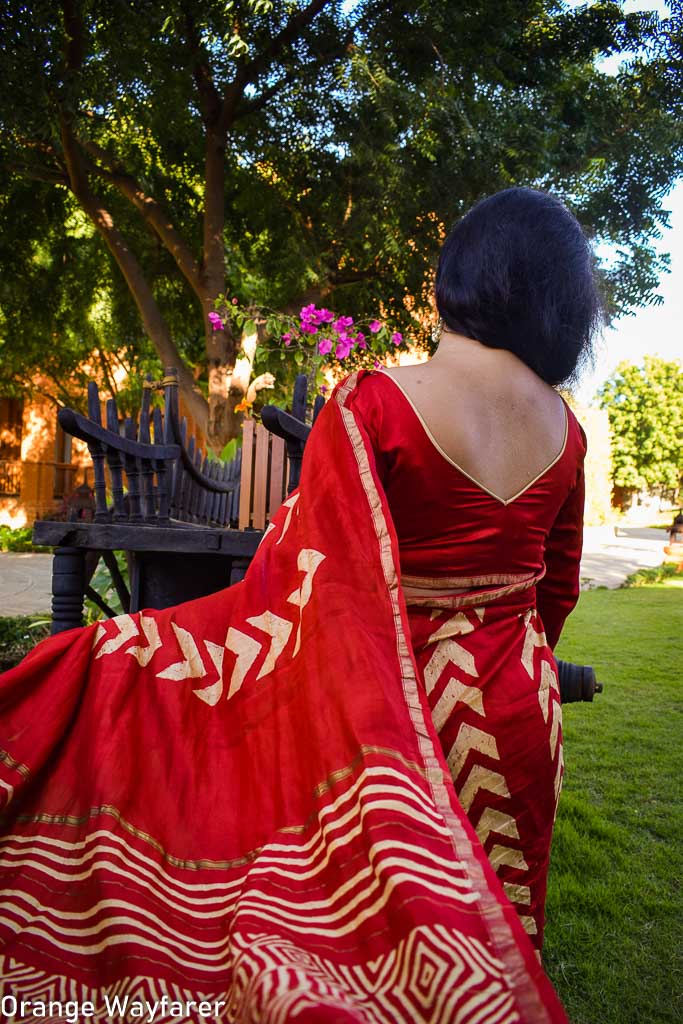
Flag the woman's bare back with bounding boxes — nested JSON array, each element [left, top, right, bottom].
[[382, 331, 568, 504]]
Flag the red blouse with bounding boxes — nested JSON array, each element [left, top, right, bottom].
[[348, 370, 586, 649]]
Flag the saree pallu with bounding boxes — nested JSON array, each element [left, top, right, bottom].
[[0, 373, 567, 1023]]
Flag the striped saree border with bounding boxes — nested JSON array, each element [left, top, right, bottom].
[[402, 570, 546, 610], [401, 572, 534, 589], [0, 747, 30, 778]]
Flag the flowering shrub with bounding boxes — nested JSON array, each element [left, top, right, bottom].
[[212, 298, 403, 374], [207, 295, 415, 415]]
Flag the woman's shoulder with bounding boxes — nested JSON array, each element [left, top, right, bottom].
[[561, 399, 588, 458], [325, 369, 407, 449], [330, 369, 397, 411]]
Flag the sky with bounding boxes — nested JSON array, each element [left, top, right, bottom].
[[577, 179, 683, 404]]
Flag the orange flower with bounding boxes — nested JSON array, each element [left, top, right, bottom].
[[234, 399, 252, 414]]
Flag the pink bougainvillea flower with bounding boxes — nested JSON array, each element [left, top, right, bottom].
[[208, 311, 224, 331], [335, 338, 353, 360], [317, 338, 333, 355], [300, 321, 318, 334], [300, 303, 317, 320], [355, 332, 367, 349], [282, 332, 293, 346], [333, 316, 354, 333], [373, 360, 381, 369], [368, 320, 382, 333], [317, 308, 335, 323], [320, 384, 328, 394], [391, 331, 403, 345]]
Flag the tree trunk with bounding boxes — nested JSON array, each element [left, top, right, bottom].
[[202, 129, 244, 450], [59, 111, 210, 434]]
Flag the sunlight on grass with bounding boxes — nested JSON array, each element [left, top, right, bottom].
[[546, 588, 682, 1024]]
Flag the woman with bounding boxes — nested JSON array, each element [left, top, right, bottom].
[[354, 186, 597, 951], [0, 189, 596, 1023]]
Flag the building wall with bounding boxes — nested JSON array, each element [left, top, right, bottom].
[[0, 382, 90, 528], [574, 405, 613, 526]]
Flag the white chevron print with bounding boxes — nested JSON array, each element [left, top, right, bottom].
[[156, 623, 206, 681], [488, 845, 529, 873], [246, 611, 294, 680], [424, 638, 478, 695], [427, 611, 475, 644], [537, 660, 556, 722], [225, 627, 262, 699], [446, 723, 499, 783], [287, 548, 326, 656], [93, 614, 138, 659], [457, 765, 511, 813], [126, 614, 162, 667], [520, 613, 546, 679], [549, 708, 561, 760], [275, 492, 300, 545], [474, 808, 520, 846], [503, 882, 531, 906], [192, 641, 225, 706], [432, 678, 485, 732]]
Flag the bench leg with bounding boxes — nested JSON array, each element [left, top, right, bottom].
[[50, 546, 86, 634]]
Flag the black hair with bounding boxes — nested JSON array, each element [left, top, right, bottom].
[[435, 187, 602, 386]]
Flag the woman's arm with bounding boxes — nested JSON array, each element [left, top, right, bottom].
[[536, 429, 587, 650]]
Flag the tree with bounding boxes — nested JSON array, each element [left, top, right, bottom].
[[599, 357, 683, 499], [1, 1, 682, 447]]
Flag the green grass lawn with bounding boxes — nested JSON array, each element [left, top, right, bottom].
[[546, 585, 683, 1024]]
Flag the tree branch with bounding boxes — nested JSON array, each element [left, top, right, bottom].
[[329, 267, 380, 286], [62, 0, 85, 73], [6, 163, 69, 186], [220, 0, 336, 130], [58, 111, 209, 433], [233, 69, 300, 120], [79, 138, 204, 299], [181, 2, 222, 127], [242, 0, 333, 85]]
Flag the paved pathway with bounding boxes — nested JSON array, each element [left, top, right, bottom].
[[0, 553, 53, 617], [579, 526, 669, 589], [0, 527, 671, 617]]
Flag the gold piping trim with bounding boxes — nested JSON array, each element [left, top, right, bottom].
[[12, 804, 261, 871], [379, 369, 569, 506], [403, 570, 546, 610], [312, 745, 427, 799], [402, 572, 533, 590], [0, 747, 30, 778], [10, 747, 427, 862]]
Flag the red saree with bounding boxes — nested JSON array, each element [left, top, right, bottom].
[[0, 372, 567, 1022]]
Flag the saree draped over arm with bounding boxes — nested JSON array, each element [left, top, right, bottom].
[[0, 371, 570, 1024]]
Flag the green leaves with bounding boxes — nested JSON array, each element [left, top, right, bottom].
[[0, 0, 681, 429], [599, 357, 683, 494]]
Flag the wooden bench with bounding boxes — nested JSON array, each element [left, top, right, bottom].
[[32, 370, 601, 704], [33, 369, 322, 633]]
